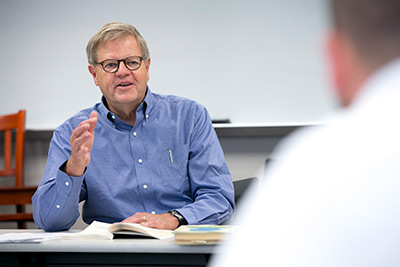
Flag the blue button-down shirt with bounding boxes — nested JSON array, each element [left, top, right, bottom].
[[32, 88, 235, 231]]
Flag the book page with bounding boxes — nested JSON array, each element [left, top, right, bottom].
[[109, 223, 173, 240], [61, 221, 173, 240], [62, 221, 113, 240]]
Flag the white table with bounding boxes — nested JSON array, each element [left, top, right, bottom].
[[0, 230, 216, 266]]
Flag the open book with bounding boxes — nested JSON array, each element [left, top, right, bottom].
[[62, 221, 174, 240]]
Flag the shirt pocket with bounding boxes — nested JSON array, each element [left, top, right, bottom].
[[157, 144, 190, 192]]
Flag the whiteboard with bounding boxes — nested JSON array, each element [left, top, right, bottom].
[[0, 0, 337, 129]]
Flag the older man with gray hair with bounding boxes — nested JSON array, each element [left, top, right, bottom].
[[33, 22, 234, 232]]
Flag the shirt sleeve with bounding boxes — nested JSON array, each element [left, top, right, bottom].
[[177, 104, 235, 225], [32, 125, 87, 232]]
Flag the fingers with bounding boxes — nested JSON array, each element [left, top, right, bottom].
[[70, 125, 91, 151], [70, 112, 97, 139], [72, 112, 97, 137], [88, 111, 98, 133], [70, 122, 90, 142], [121, 212, 179, 230], [65, 112, 98, 176], [90, 110, 98, 119], [122, 212, 148, 224], [70, 115, 96, 155], [70, 111, 97, 144]]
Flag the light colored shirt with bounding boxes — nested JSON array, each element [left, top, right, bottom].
[[33, 88, 234, 231], [211, 58, 400, 266]]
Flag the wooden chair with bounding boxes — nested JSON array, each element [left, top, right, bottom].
[[0, 110, 37, 228]]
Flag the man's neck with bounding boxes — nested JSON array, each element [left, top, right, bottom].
[[112, 103, 140, 126], [103, 98, 139, 126]]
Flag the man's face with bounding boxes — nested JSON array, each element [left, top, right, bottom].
[[88, 35, 150, 113]]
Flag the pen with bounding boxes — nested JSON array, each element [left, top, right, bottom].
[[168, 149, 174, 164]]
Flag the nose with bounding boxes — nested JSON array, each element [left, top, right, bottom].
[[115, 61, 130, 75]]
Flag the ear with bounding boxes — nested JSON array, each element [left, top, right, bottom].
[[327, 31, 365, 106], [145, 58, 151, 81], [327, 31, 344, 95], [88, 65, 99, 86], [327, 31, 352, 106]]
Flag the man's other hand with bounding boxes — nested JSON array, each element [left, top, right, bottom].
[[122, 212, 180, 230]]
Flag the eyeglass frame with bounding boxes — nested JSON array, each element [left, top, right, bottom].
[[96, 56, 145, 73]]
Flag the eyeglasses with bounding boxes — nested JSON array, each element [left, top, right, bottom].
[[96, 56, 144, 73]]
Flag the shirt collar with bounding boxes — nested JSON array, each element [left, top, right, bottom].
[[137, 86, 154, 118], [352, 57, 400, 111]]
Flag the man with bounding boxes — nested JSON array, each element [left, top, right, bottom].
[[33, 22, 234, 232], [211, 0, 400, 266]]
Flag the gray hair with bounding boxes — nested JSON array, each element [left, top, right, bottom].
[[86, 22, 150, 66]]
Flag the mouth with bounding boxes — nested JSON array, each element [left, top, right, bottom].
[[116, 82, 134, 89]]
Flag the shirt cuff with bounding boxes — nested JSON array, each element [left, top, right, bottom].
[[58, 160, 86, 192]]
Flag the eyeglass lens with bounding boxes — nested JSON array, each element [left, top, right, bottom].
[[101, 56, 142, 73]]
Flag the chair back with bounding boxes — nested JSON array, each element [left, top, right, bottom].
[[233, 177, 258, 206], [0, 110, 26, 186], [0, 110, 37, 228]]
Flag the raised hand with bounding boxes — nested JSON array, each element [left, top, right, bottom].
[[65, 111, 98, 176]]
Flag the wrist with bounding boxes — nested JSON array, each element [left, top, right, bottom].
[[64, 158, 86, 177], [168, 210, 188, 227]]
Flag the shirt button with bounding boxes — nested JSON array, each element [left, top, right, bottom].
[[145, 114, 149, 119], [133, 132, 137, 136], [56, 205, 61, 209], [143, 184, 148, 189], [112, 125, 116, 128], [65, 181, 70, 186], [151, 211, 156, 215], [111, 115, 116, 120], [138, 159, 143, 164]]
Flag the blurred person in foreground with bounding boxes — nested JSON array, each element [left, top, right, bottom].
[[32, 22, 234, 232], [210, 0, 400, 266]]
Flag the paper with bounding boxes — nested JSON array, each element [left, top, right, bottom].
[[0, 232, 64, 243]]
